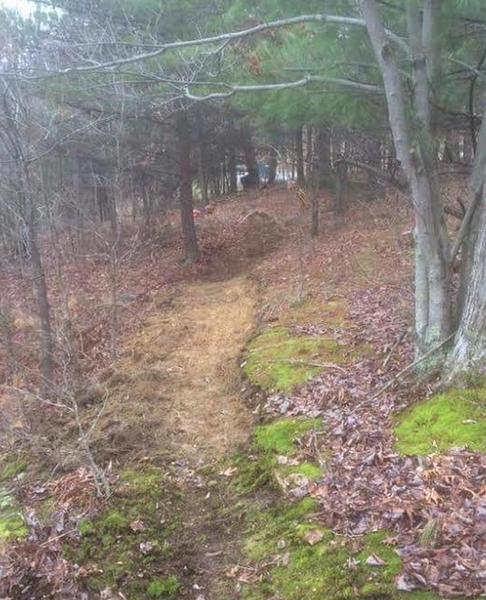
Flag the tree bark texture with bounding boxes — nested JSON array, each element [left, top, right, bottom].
[[361, 0, 452, 357], [295, 126, 305, 185], [241, 128, 260, 188], [176, 109, 199, 262], [448, 188, 486, 376]]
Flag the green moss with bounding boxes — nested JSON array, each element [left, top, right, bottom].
[[78, 520, 95, 536], [231, 451, 275, 495], [237, 433, 439, 600], [36, 496, 57, 526], [0, 458, 31, 545], [242, 493, 405, 600], [122, 467, 163, 494], [244, 511, 440, 600], [0, 487, 27, 543], [0, 460, 27, 482], [231, 419, 322, 499], [254, 418, 321, 456], [244, 327, 346, 392], [268, 532, 403, 600], [102, 510, 130, 532], [395, 388, 486, 455], [147, 576, 181, 598], [355, 531, 403, 597], [65, 467, 180, 598], [244, 497, 319, 561], [281, 462, 322, 481]]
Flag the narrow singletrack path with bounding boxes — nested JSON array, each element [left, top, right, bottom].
[[108, 275, 257, 465]]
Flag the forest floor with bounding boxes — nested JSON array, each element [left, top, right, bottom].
[[0, 182, 484, 600]]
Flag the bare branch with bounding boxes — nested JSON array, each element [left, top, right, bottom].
[[183, 75, 383, 101], [334, 157, 407, 192], [449, 57, 486, 80], [31, 13, 408, 76]]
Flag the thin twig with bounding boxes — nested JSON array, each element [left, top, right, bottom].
[[382, 331, 407, 368], [347, 333, 455, 417], [368, 333, 455, 403], [39, 529, 77, 547]]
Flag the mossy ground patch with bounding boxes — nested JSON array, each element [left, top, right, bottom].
[[64, 467, 182, 599], [0, 487, 27, 544], [233, 417, 441, 600], [231, 418, 323, 495], [0, 459, 27, 546], [394, 388, 486, 455], [243, 327, 348, 392], [241, 484, 439, 600], [246, 529, 402, 600], [253, 418, 322, 456]]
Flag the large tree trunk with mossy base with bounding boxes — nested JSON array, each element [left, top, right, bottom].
[[448, 189, 486, 377]]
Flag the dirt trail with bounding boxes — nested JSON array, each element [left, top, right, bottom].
[[87, 275, 260, 597], [156, 275, 256, 458], [102, 275, 257, 464]]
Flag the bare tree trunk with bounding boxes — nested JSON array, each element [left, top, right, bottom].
[[25, 180, 54, 388], [305, 126, 313, 178], [361, 0, 452, 358], [176, 109, 199, 262], [141, 176, 153, 232], [196, 109, 209, 205], [447, 188, 486, 376], [0, 305, 15, 379], [227, 118, 238, 193], [315, 127, 331, 187], [295, 126, 305, 185], [309, 136, 319, 237], [448, 103, 486, 377], [268, 145, 278, 185], [241, 127, 260, 188], [0, 79, 54, 390], [228, 144, 238, 193], [310, 190, 319, 237], [335, 161, 348, 223]]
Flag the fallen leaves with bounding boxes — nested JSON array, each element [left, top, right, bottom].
[[264, 284, 486, 597]]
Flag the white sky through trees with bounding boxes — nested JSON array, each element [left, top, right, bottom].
[[0, 0, 33, 15], [0, 0, 46, 16]]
